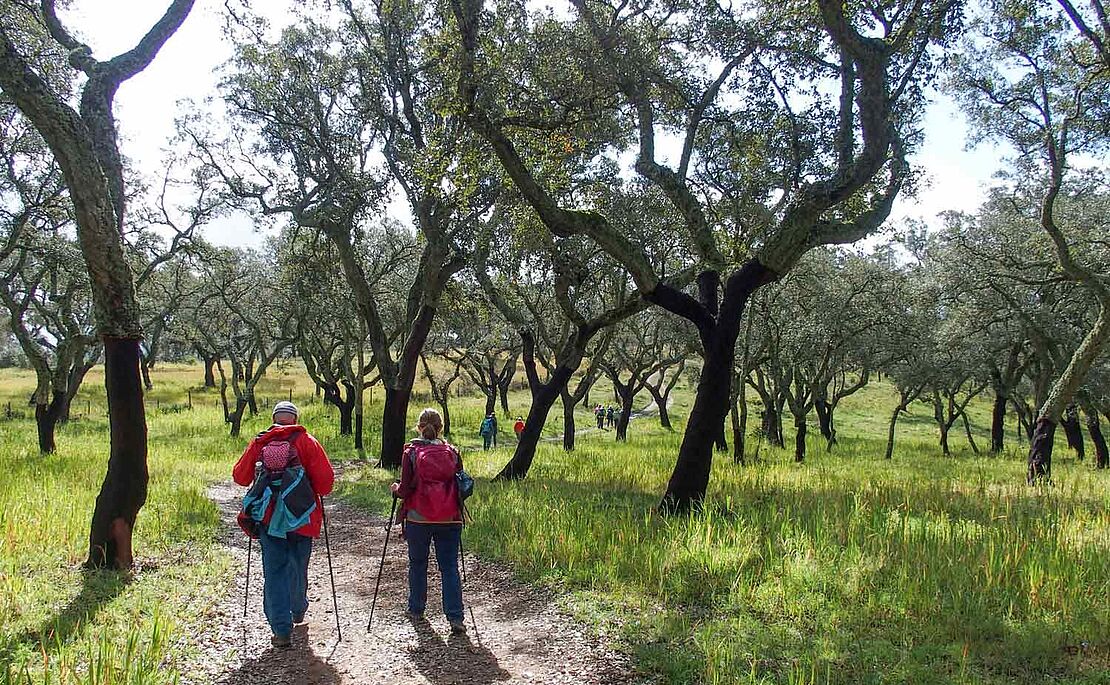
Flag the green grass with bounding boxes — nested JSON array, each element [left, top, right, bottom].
[[0, 360, 548, 683], [0, 370, 237, 685], [0, 361, 1107, 684], [343, 388, 1110, 685]]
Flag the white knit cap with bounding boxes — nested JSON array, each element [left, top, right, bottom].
[[272, 400, 299, 420]]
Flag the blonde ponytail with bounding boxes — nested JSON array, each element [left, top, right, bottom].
[[417, 408, 443, 440]]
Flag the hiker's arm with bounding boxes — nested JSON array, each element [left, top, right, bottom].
[[393, 446, 417, 499], [304, 436, 334, 497], [232, 443, 258, 486]]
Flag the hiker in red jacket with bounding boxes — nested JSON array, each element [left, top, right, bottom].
[[390, 408, 467, 635], [233, 401, 334, 649]]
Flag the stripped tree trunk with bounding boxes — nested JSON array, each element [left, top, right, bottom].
[[1087, 406, 1108, 469], [494, 331, 579, 480], [1061, 404, 1085, 460], [1028, 305, 1108, 482], [0, 1, 194, 568]]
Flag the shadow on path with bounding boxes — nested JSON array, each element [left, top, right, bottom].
[[220, 625, 341, 685], [407, 616, 510, 685], [189, 481, 637, 685]]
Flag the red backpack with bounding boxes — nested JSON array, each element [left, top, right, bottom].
[[405, 441, 461, 522]]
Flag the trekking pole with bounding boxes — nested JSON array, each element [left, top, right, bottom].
[[243, 537, 252, 618], [244, 460, 262, 619], [367, 496, 398, 633], [458, 507, 481, 646], [321, 498, 342, 642]]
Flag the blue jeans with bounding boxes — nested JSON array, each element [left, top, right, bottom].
[[258, 532, 312, 637], [405, 522, 463, 622], [482, 434, 492, 450]]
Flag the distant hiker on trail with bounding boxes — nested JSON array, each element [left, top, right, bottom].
[[390, 408, 467, 635], [513, 416, 526, 438], [595, 404, 604, 429], [233, 401, 334, 650], [479, 412, 498, 450], [606, 405, 615, 428]]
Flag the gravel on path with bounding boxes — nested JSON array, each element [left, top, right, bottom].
[[181, 479, 643, 685]]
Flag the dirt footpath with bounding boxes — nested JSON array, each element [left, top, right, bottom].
[[183, 481, 641, 685]]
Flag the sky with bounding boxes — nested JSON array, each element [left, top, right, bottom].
[[58, 0, 1006, 250]]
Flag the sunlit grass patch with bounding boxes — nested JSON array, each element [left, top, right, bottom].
[[344, 415, 1110, 684], [0, 369, 238, 684], [2, 361, 1107, 684]]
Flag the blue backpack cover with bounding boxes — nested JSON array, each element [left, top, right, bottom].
[[239, 466, 317, 539]]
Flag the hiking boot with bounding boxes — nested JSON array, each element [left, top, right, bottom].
[[271, 633, 292, 649], [449, 620, 467, 635], [404, 609, 425, 621]]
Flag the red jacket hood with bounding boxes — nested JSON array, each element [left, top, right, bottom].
[[255, 424, 306, 444]]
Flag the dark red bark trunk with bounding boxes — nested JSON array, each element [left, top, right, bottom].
[[714, 422, 728, 452], [561, 390, 576, 451], [380, 308, 435, 469], [339, 403, 354, 435], [814, 397, 835, 448], [653, 261, 774, 513], [203, 357, 216, 388], [1087, 410, 1107, 469], [498, 380, 511, 417], [961, 412, 981, 455], [35, 391, 67, 454], [380, 386, 411, 469], [441, 399, 452, 437], [1061, 406, 1085, 460], [1026, 417, 1056, 483], [658, 326, 732, 512], [762, 405, 784, 448], [354, 410, 364, 453], [322, 382, 356, 436], [227, 399, 247, 437], [732, 397, 747, 465], [884, 405, 901, 460], [140, 354, 153, 391], [615, 392, 634, 442], [793, 413, 807, 462], [1011, 396, 1035, 442], [990, 391, 1007, 454], [484, 391, 496, 417], [494, 370, 570, 480], [85, 337, 147, 569], [646, 384, 672, 430]]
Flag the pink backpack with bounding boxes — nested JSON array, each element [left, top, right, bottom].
[[261, 438, 300, 472], [405, 442, 461, 522]]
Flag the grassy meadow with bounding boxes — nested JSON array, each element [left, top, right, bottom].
[[0, 361, 1107, 684]]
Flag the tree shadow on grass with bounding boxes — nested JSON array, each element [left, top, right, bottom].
[[1, 567, 128, 660], [407, 616, 510, 685]]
